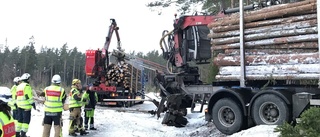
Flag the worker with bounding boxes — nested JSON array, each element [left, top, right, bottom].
[[0, 88, 16, 137], [8, 77, 21, 125], [16, 73, 35, 137], [82, 85, 98, 130], [42, 74, 66, 137], [68, 79, 88, 136]]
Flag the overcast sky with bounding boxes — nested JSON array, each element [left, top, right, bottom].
[[0, 0, 179, 54]]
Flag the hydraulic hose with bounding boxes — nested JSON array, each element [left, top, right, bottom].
[[159, 30, 174, 54]]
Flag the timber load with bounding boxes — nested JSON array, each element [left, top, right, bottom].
[[106, 59, 143, 93], [208, 0, 319, 81]]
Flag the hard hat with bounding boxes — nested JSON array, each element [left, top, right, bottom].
[[20, 73, 31, 81], [0, 87, 12, 103], [72, 79, 81, 85], [51, 74, 61, 84], [13, 77, 21, 83]]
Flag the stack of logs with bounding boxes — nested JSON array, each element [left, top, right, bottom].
[[208, 0, 319, 81], [106, 61, 132, 88]]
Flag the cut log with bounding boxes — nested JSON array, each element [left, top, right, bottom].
[[247, 42, 318, 49], [208, 19, 317, 39], [214, 52, 319, 66], [211, 26, 317, 45], [211, 13, 317, 33], [222, 0, 316, 24], [224, 48, 318, 55], [218, 64, 320, 75], [215, 74, 320, 80], [208, 2, 316, 28], [212, 34, 318, 50], [107, 62, 132, 87]]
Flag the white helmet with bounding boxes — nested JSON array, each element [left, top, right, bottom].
[[20, 73, 31, 81], [13, 77, 21, 83], [51, 74, 61, 84], [0, 87, 12, 103]]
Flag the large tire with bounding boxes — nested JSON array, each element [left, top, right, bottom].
[[252, 94, 289, 125], [212, 98, 243, 135]]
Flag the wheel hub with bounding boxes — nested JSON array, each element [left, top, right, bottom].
[[260, 102, 279, 124], [218, 106, 235, 127]]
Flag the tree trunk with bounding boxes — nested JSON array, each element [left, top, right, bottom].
[[208, 1, 316, 28], [216, 73, 320, 80], [63, 59, 67, 83], [218, 64, 319, 75], [214, 52, 319, 66], [210, 14, 316, 33], [212, 34, 318, 50], [231, 0, 234, 8], [50, 63, 53, 79], [211, 27, 317, 45], [72, 57, 76, 79], [209, 19, 317, 38], [224, 48, 318, 55]]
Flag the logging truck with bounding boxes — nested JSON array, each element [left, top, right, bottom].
[[153, 0, 320, 135], [85, 19, 145, 107]]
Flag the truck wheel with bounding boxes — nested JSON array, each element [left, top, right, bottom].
[[252, 94, 289, 125], [212, 98, 243, 135]]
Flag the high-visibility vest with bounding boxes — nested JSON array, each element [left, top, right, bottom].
[[16, 82, 33, 110], [68, 88, 82, 108], [0, 112, 16, 137], [8, 85, 17, 110], [82, 92, 98, 106], [44, 85, 65, 113]]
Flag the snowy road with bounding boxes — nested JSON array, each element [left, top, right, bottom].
[[26, 92, 279, 137], [27, 93, 225, 137]]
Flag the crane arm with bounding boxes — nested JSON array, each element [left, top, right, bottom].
[[102, 18, 121, 58]]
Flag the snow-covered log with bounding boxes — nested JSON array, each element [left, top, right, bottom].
[[224, 48, 318, 55], [210, 13, 317, 33], [208, 1, 316, 28], [212, 34, 318, 50], [208, 19, 317, 39], [214, 53, 319, 66], [211, 27, 317, 45], [218, 64, 320, 75], [215, 74, 320, 80]]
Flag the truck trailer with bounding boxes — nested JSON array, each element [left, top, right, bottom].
[[153, 0, 320, 135]]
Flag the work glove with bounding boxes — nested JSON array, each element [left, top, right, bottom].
[[32, 103, 37, 110]]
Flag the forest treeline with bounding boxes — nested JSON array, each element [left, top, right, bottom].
[[0, 38, 166, 89]]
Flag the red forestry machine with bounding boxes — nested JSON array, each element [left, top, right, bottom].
[[84, 19, 166, 107], [85, 19, 146, 107], [85, 18, 124, 92]]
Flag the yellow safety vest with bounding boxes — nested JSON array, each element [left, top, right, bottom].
[[44, 85, 65, 113], [0, 112, 16, 137], [68, 88, 83, 108], [8, 85, 17, 110], [16, 82, 34, 110], [82, 92, 98, 105]]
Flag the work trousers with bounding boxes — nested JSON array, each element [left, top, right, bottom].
[[68, 107, 84, 134], [12, 109, 18, 125], [84, 109, 95, 128], [42, 112, 63, 137], [16, 108, 31, 133]]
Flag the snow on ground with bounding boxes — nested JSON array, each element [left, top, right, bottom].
[[229, 125, 279, 137], [25, 92, 279, 137]]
